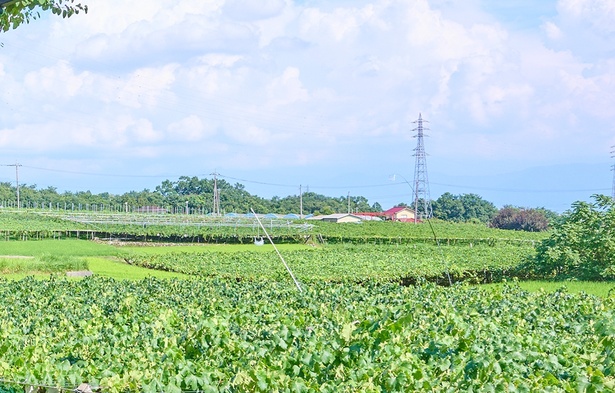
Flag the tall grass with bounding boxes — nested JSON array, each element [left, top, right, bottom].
[[483, 280, 615, 298], [0, 254, 87, 274], [0, 239, 116, 256]]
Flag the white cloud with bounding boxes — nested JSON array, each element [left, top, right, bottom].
[[167, 115, 212, 141], [558, 0, 615, 33], [223, 0, 286, 21], [23, 61, 89, 99], [0, 122, 95, 150], [0, 0, 613, 210], [299, 7, 360, 43], [127, 118, 162, 142], [266, 67, 309, 106], [542, 21, 563, 40], [226, 125, 272, 146]]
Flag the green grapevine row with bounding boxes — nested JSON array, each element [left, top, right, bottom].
[[0, 277, 613, 392], [123, 243, 535, 284]]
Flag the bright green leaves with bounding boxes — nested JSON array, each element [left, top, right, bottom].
[[125, 243, 534, 285], [0, 0, 88, 32], [0, 278, 613, 391], [527, 194, 615, 280]]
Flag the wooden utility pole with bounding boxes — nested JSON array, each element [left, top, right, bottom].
[[299, 184, 303, 218], [2, 162, 22, 209], [211, 171, 220, 216], [347, 191, 350, 214]]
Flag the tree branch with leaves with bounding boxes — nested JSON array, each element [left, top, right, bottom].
[[0, 0, 87, 32]]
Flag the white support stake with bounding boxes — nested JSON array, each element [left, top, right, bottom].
[[251, 208, 303, 292]]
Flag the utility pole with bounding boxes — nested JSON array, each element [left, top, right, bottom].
[[3, 162, 22, 209], [412, 113, 432, 222], [611, 146, 615, 201], [299, 184, 303, 218], [347, 191, 351, 214], [211, 171, 220, 216]]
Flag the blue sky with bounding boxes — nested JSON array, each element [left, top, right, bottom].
[[0, 0, 614, 212]]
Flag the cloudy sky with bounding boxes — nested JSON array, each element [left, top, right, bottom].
[[1, 0, 614, 212]]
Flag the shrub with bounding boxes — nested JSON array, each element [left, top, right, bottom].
[[523, 195, 615, 280], [491, 206, 549, 232]]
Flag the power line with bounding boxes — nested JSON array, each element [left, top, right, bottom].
[[3, 164, 610, 196], [430, 181, 610, 193], [21, 165, 188, 178], [217, 173, 396, 190]]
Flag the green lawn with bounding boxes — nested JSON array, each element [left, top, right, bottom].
[[86, 257, 188, 280], [0, 240, 309, 280], [0, 239, 117, 256], [0, 240, 187, 280], [483, 280, 615, 298]]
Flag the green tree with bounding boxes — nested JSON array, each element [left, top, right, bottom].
[[0, 0, 87, 32], [432, 192, 465, 221], [459, 193, 497, 222], [0, 182, 15, 204], [525, 195, 615, 280], [432, 193, 496, 223]]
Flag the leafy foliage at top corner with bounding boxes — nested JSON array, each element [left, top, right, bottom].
[[524, 194, 615, 280], [0, 0, 88, 32]]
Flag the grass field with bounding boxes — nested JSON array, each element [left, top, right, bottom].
[[484, 280, 615, 298], [0, 240, 188, 279], [0, 239, 117, 256]]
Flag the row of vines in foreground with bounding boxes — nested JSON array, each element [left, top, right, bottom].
[[123, 243, 535, 284], [0, 277, 613, 392]]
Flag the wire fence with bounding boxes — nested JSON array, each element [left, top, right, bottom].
[[0, 201, 215, 215], [0, 203, 314, 221]]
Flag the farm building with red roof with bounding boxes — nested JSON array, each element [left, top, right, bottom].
[[383, 206, 416, 222]]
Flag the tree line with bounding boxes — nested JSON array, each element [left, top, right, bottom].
[[431, 192, 558, 232], [0, 176, 382, 216], [0, 176, 559, 231]]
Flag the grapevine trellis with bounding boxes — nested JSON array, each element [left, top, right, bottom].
[[0, 210, 315, 243], [49, 212, 314, 231]]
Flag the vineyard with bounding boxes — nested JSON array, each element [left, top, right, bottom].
[[0, 278, 613, 392], [0, 211, 545, 245], [2, 209, 614, 392], [122, 243, 534, 285]]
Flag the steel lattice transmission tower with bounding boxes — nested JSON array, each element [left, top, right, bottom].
[[412, 113, 433, 220]]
